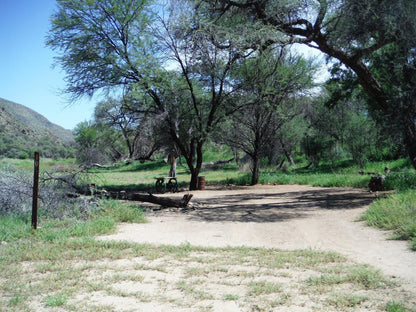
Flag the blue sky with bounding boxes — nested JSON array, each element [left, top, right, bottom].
[[0, 0, 96, 130]]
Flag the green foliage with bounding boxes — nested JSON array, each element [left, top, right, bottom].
[[384, 171, 416, 191], [74, 121, 125, 165], [17, 151, 29, 159]]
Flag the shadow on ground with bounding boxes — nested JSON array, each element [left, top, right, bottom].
[[186, 188, 375, 223]]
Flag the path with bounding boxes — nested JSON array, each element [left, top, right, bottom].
[[99, 184, 416, 288]]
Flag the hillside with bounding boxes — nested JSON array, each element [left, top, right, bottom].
[[0, 97, 75, 158]]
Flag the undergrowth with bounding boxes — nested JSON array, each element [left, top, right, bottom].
[[360, 190, 416, 250], [0, 199, 146, 244]]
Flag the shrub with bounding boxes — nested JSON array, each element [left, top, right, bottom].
[[0, 166, 96, 219], [17, 152, 29, 159], [384, 171, 416, 191], [0, 167, 33, 214]]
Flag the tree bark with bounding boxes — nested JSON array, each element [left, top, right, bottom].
[[280, 138, 295, 166]]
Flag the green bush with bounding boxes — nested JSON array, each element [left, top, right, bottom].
[[384, 171, 416, 191], [17, 152, 29, 159]]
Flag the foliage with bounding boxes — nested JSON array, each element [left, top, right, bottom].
[[386, 301, 409, 312], [0, 134, 75, 160], [220, 47, 315, 184], [207, 0, 416, 170], [384, 171, 416, 192], [302, 91, 398, 169], [73, 121, 125, 165], [47, 0, 254, 189]]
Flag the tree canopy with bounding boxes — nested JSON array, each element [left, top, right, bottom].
[[48, 0, 416, 186], [209, 0, 416, 170]]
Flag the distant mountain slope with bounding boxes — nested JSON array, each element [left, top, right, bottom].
[[0, 97, 75, 158]]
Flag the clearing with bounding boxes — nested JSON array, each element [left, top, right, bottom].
[[5, 184, 416, 312], [100, 184, 416, 285]]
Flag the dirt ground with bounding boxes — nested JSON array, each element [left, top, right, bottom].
[[100, 184, 416, 287], [4, 184, 416, 312]]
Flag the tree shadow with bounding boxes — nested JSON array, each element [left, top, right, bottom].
[[186, 188, 375, 223]]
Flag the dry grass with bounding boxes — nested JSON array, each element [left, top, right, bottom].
[[1, 241, 415, 312]]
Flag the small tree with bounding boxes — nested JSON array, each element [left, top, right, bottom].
[[94, 97, 142, 159], [221, 48, 315, 184]]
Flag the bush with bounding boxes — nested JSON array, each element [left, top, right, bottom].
[[384, 171, 416, 191], [0, 167, 33, 214], [17, 152, 29, 159], [0, 166, 96, 219]]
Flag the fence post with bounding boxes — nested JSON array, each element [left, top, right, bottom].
[[32, 152, 40, 229]]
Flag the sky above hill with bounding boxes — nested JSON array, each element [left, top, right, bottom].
[[0, 0, 96, 130]]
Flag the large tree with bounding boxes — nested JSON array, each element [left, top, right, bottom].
[[149, 2, 250, 189], [210, 0, 416, 170], [47, 0, 246, 189]]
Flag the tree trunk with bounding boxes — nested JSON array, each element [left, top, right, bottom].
[[168, 152, 177, 178], [189, 168, 199, 190], [189, 141, 204, 190], [404, 118, 416, 170], [280, 138, 295, 166], [251, 154, 260, 185]]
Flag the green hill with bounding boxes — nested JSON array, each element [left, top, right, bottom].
[[0, 97, 75, 159]]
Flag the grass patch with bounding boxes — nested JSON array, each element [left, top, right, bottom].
[[247, 280, 281, 296], [360, 190, 416, 249], [44, 294, 68, 307], [386, 301, 411, 312], [327, 292, 368, 309], [307, 264, 389, 290], [0, 214, 32, 242]]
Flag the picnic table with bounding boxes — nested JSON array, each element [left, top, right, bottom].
[[155, 177, 179, 193]]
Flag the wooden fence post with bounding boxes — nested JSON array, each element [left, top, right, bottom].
[[32, 152, 40, 229]]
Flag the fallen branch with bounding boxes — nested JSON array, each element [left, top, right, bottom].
[[202, 158, 234, 167], [128, 193, 193, 208], [86, 163, 116, 169]]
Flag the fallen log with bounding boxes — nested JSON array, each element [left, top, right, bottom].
[[202, 158, 234, 167], [128, 193, 193, 208]]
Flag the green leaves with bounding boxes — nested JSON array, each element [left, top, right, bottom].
[[48, 0, 159, 99]]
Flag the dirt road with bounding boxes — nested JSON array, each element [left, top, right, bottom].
[[100, 184, 416, 287]]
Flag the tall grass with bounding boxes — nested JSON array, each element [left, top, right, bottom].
[[0, 199, 146, 245], [360, 190, 416, 250]]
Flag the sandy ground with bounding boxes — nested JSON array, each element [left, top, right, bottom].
[[99, 184, 416, 287]]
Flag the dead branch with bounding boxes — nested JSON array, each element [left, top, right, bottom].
[[127, 193, 193, 208], [202, 158, 235, 167]]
